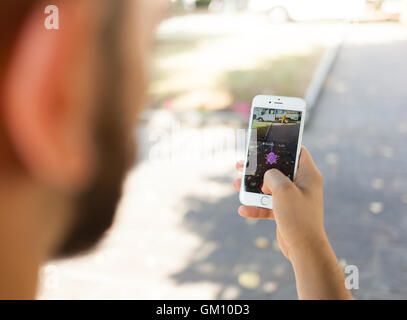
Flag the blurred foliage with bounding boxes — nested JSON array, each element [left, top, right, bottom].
[[222, 50, 323, 103], [196, 0, 212, 8], [150, 31, 324, 111]]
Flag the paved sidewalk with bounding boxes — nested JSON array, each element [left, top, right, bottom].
[[38, 23, 407, 300]]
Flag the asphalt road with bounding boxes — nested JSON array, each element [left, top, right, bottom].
[[303, 22, 407, 299]]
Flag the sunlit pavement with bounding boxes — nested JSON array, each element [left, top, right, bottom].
[[39, 22, 407, 300]]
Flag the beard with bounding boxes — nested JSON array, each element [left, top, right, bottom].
[[53, 0, 134, 258], [54, 108, 134, 259]]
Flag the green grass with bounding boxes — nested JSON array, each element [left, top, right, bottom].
[[222, 51, 324, 102], [252, 122, 271, 129], [149, 29, 325, 111]]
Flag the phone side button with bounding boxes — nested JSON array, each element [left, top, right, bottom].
[[261, 196, 271, 206]]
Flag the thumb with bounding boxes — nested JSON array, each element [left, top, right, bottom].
[[262, 168, 298, 200]]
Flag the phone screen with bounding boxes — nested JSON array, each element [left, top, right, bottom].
[[244, 107, 302, 194]]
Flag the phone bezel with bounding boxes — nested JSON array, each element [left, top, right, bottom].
[[239, 95, 306, 209]]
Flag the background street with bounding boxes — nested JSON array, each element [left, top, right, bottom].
[[306, 22, 407, 299], [39, 20, 407, 300]]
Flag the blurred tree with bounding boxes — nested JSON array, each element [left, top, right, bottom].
[[196, 0, 211, 8]]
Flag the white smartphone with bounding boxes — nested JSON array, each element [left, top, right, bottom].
[[239, 95, 306, 209]]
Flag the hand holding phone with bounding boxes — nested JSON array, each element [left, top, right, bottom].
[[234, 146, 326, 258], [236, 95, 328, 259], [233, 148, 353, 299]]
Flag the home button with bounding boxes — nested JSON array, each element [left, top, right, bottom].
[[261, 196, 271, 206]]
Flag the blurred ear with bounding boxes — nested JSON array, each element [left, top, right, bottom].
[[2, 1, 97, 193]]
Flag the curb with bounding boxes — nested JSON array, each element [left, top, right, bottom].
[[304, 39, 343, 126]]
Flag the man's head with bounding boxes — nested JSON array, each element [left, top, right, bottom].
[[0, 0, 164, 271]]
